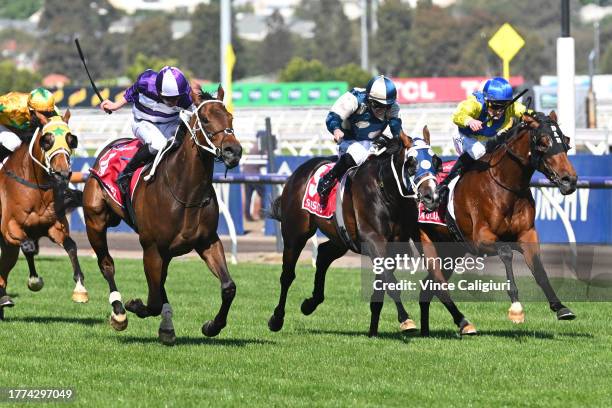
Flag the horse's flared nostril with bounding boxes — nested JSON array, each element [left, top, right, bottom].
[[223, 145, 242, 159]]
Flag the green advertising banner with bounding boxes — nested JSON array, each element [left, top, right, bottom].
[[201, 82, 348, 107]]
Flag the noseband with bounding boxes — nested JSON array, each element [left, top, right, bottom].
[[181, 100, 235, 161]]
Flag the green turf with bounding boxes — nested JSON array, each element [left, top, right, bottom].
[[0, 256, 610, 407]]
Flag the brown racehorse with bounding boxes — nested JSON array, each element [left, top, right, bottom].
[[268, 128, 475, 337], [418, 111, 578, 336], [0, 110, 86, 320], [83, 86, 242, 345]]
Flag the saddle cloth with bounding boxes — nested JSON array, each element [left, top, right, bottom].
[[301, 163, 339, 219], [89, 139, 147, 207]]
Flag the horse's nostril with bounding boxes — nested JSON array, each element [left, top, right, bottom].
[[223, 146, 242, 157]]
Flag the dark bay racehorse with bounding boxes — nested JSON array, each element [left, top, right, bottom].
[[83, 86, 242, 345], [0, 110, 86, 320], [268, 128, 474, 336], [418, 111, 577, 336]]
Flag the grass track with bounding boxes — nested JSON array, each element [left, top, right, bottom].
[[0, 256, 611, 407]]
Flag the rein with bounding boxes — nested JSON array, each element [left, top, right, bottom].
[[163, 100, 233, 208], [487, 116, 569, 194]]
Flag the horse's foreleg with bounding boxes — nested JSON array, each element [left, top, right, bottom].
[[301, 240, 346, 316], [496, 243, 523, 323], [21, 239, 44, 292], [518, 229, 575, 320], [125, 245, 166, 319], [86, 218, 127, 331], [49, 221, 89, 303], [364, 238, 415, 336], [268, 233, 308, 333], [197, 236, 236, 337], [0, 241, 19, 320]]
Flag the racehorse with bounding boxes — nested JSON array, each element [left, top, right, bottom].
[[268, 128, 475, 337], [83, 86, 242, 345], [418, 111, 578, 336], [0, 110, 86, 320]]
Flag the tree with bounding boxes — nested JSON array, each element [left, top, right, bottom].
[[304, 0, 358, 68], [0, 0, 42, 19], [178, 1, 246, 81], [372, 0, 412, 76], [332, 63, 371, 89], [279, 57, 370, 89], [279, 57, 330, 82], [260, 10, 293, 73], [0, 60, 41, 94], [37, 0, 122, 81], [127, 15, 174, 61], [126, 53, 193, 82]]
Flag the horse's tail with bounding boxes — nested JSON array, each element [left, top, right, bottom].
[[267, 196, 282, 221]]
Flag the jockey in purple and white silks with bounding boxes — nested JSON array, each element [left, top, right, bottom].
[[99, 66, 194, 198], [317, 75, 403, 205]]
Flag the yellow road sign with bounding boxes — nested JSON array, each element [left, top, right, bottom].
[[488, 23, 525, 79]]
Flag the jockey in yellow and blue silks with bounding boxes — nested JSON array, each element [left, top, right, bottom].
[[437, 77, 529, 194], [317, 75, 403, 204]]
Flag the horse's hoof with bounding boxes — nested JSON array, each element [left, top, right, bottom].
[[202, 320, 224, 337], [556, 307, 576, 321], [368, 331, 378, 338], [158, 329, 176, 346], [399, 319, 418, 333], [27, 276, 44, 292], [0, 296, 15, 308], [420, 330, 430, 337], [508, 303, 525, 324], [300, 298, 321, 316], [125, 298, 148, 318], [459, 322, 478, 336], [110, 312, 128, 331], [267, 315, 284, 332], [72, 290, 89, 303]]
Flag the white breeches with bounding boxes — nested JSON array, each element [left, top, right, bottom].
[[452, 131, 487, 160], [0, 125, 22, 151], [132, 119, 180, 154], [338, 139, 373, 165]]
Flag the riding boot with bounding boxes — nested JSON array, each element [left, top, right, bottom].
[[318, 153, 356, 207], [0, 145, 12, 163], [117, 144, 155, 225], [436, 152, 473, 202]]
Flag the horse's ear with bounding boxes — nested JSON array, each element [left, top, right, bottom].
[[422, 125, 431, 145], [34, 111, 48, 126], [217, 84, 225, 102], [62, 108, 70, 123], [399, 130, 412, 148], [549, 110, 558, 122]]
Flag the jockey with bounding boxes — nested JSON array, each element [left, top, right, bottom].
[[0, 87, 59, 162], [437, 76, 528, 195], [99, 66, 194, 199], [318, 75, 403, 204]]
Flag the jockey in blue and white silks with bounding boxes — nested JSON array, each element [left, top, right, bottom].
[[317, 75, 403, 204], [99, 66, 194, 198]]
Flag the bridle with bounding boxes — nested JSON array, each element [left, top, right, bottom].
[[489, 115, 570, 193], [390, 142, 438, 201], [180, 100, 234, 161]]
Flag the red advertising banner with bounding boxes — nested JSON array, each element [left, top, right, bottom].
[[392, 76, 525, 104]]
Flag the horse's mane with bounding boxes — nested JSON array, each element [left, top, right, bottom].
[[486, 110, 550, 154]]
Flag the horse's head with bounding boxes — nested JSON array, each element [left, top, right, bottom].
[[522, 111, 577, 195], [401, 127, 442, 211], [33, 109, 78, 182], [189, 85, 242, 168]]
